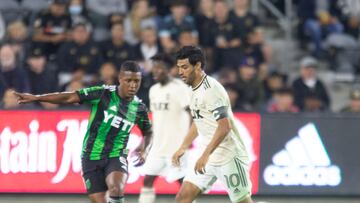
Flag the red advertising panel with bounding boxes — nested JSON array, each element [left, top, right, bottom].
[[0, 111, 260, 194]]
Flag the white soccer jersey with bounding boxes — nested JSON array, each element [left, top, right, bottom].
[[190, 75, 248, 166], [149, 78, 191, 157]]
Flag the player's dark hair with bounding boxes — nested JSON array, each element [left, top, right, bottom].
[[151, 53, 175, 69], [175, 46, 205, 69], [120, 61, 141, 72], [274, 87, 293, 96]]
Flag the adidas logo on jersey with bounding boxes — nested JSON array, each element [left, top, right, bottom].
[[109, 105, 118, 112], [233, 188, 241, 193], [263, 123, 341, 186]]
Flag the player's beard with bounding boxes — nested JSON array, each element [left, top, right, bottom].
[[187, 68, 196, 86]]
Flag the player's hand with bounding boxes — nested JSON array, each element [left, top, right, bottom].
[[132, 147, 146, 167], [172, 148, 186, 167], [194, 153, 209, 175], [13, 92, 37, 104]]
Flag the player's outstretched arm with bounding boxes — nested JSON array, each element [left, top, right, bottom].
[[172, 122, 198, 167], [14, 91, 80, 104]]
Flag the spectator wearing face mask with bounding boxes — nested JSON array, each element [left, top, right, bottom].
[[292, 56, 330, 111], [68, 0, 90, 23]]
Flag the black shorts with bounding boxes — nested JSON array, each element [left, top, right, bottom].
[[81, 155, 128, 194]]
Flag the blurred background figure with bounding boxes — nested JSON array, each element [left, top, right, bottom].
[[0, 44, 29, 93], [124, 0, 156, 45], [267, 87, 299, 113], [292, 56, 330, 111], [101, 22, 135, 69], [86, 0, 127, 41], [57, 20, 103, 78], [32, 0, 72, 60], [5, 21, 29, 64], [159, 0, 198, 53], [237, 57, 264, 111], [25, 47, 59, 109], [341, 88, 360, 113], [97, 62, 119, 86]]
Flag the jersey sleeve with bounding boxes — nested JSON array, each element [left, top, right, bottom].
[[76, 86, 104, 104], [176, 83, 191, 110], [205, 85, 229, 121], [136, 103, 152, 135]]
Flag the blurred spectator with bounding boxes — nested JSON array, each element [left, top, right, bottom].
[[263, 71, 287, 101], [267, 88, 299, 113], [0, 0, 23, 24], [134, 26, 161, 73], [5, 21, 30, 64], [0, 74, 7, 100], [21, 0, 49, 26], [297, 0, 343, 58], [195, 0, 214, 48], [101, 22, 135, 69], [303, 93, 327, 112], [216, 68, 238, 85], [0, 44, 29, 92], [211, 0, 242, 70], [124, 0, 156, 45], [292, 56, 330, 111], [97, 62, 119, 86], [57, 21, 103, 74], [108, 13, 125, 29], [224, 83, 241, 111], [32, 0, 72, 60], [341, 88, 360, 113], [159, 0, 198, 53], [68, 0, 90, 23], [230, 0, 261, 42], [242, 29, 268, 80], [237, 57, 264, 111], [26, 47, 59, 110], [0, 12, 5, 41], [178, 29, 198, 47], [195, 0, 215, 72], [87, 0, 128, 41]]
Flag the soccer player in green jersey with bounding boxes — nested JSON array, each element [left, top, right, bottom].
[[14, 61, 153, 203]]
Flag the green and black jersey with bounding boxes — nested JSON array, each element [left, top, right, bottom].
[[77, 85, 152, 160]]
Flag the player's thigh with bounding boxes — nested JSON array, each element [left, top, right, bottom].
[[182, 165, 217, 194], [142, 155, 167, 176], [175, 181, 202, 203], [216, 157, 252, 203], [82, 159, 108, 195], [104, 157, 129, 196]]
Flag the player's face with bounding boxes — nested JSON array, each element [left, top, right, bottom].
[[177, 58, 196, 86], [119, 71, 142, 99], [152, 61, 168, 83]]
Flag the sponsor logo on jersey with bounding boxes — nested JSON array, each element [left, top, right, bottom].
[[263, 123, 341, 186], [103, 111, 135, 132]]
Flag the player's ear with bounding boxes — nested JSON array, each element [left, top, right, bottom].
[[195, 62, 202, 71]]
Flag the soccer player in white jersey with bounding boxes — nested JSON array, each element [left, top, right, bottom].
[[172, 46, 253, 203], [139, 53, 191, 203]]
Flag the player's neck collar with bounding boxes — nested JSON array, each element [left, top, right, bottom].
[[192, 74, 207, 91]]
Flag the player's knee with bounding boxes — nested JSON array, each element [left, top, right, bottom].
[[107, 185, 123, 196], [175, 190, 192, 203]]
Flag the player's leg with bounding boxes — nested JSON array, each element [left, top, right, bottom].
[[105, 156, 129, 203], [175, 181, 202, 203], [139, 156, 166, 203], [138, 175, 158, 203], [176, 164, 217, 203], [105, 171, 127, 203], [216, 157, 253, 203], [82, 159, 108, 203], [88, 192, 107, 203]]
